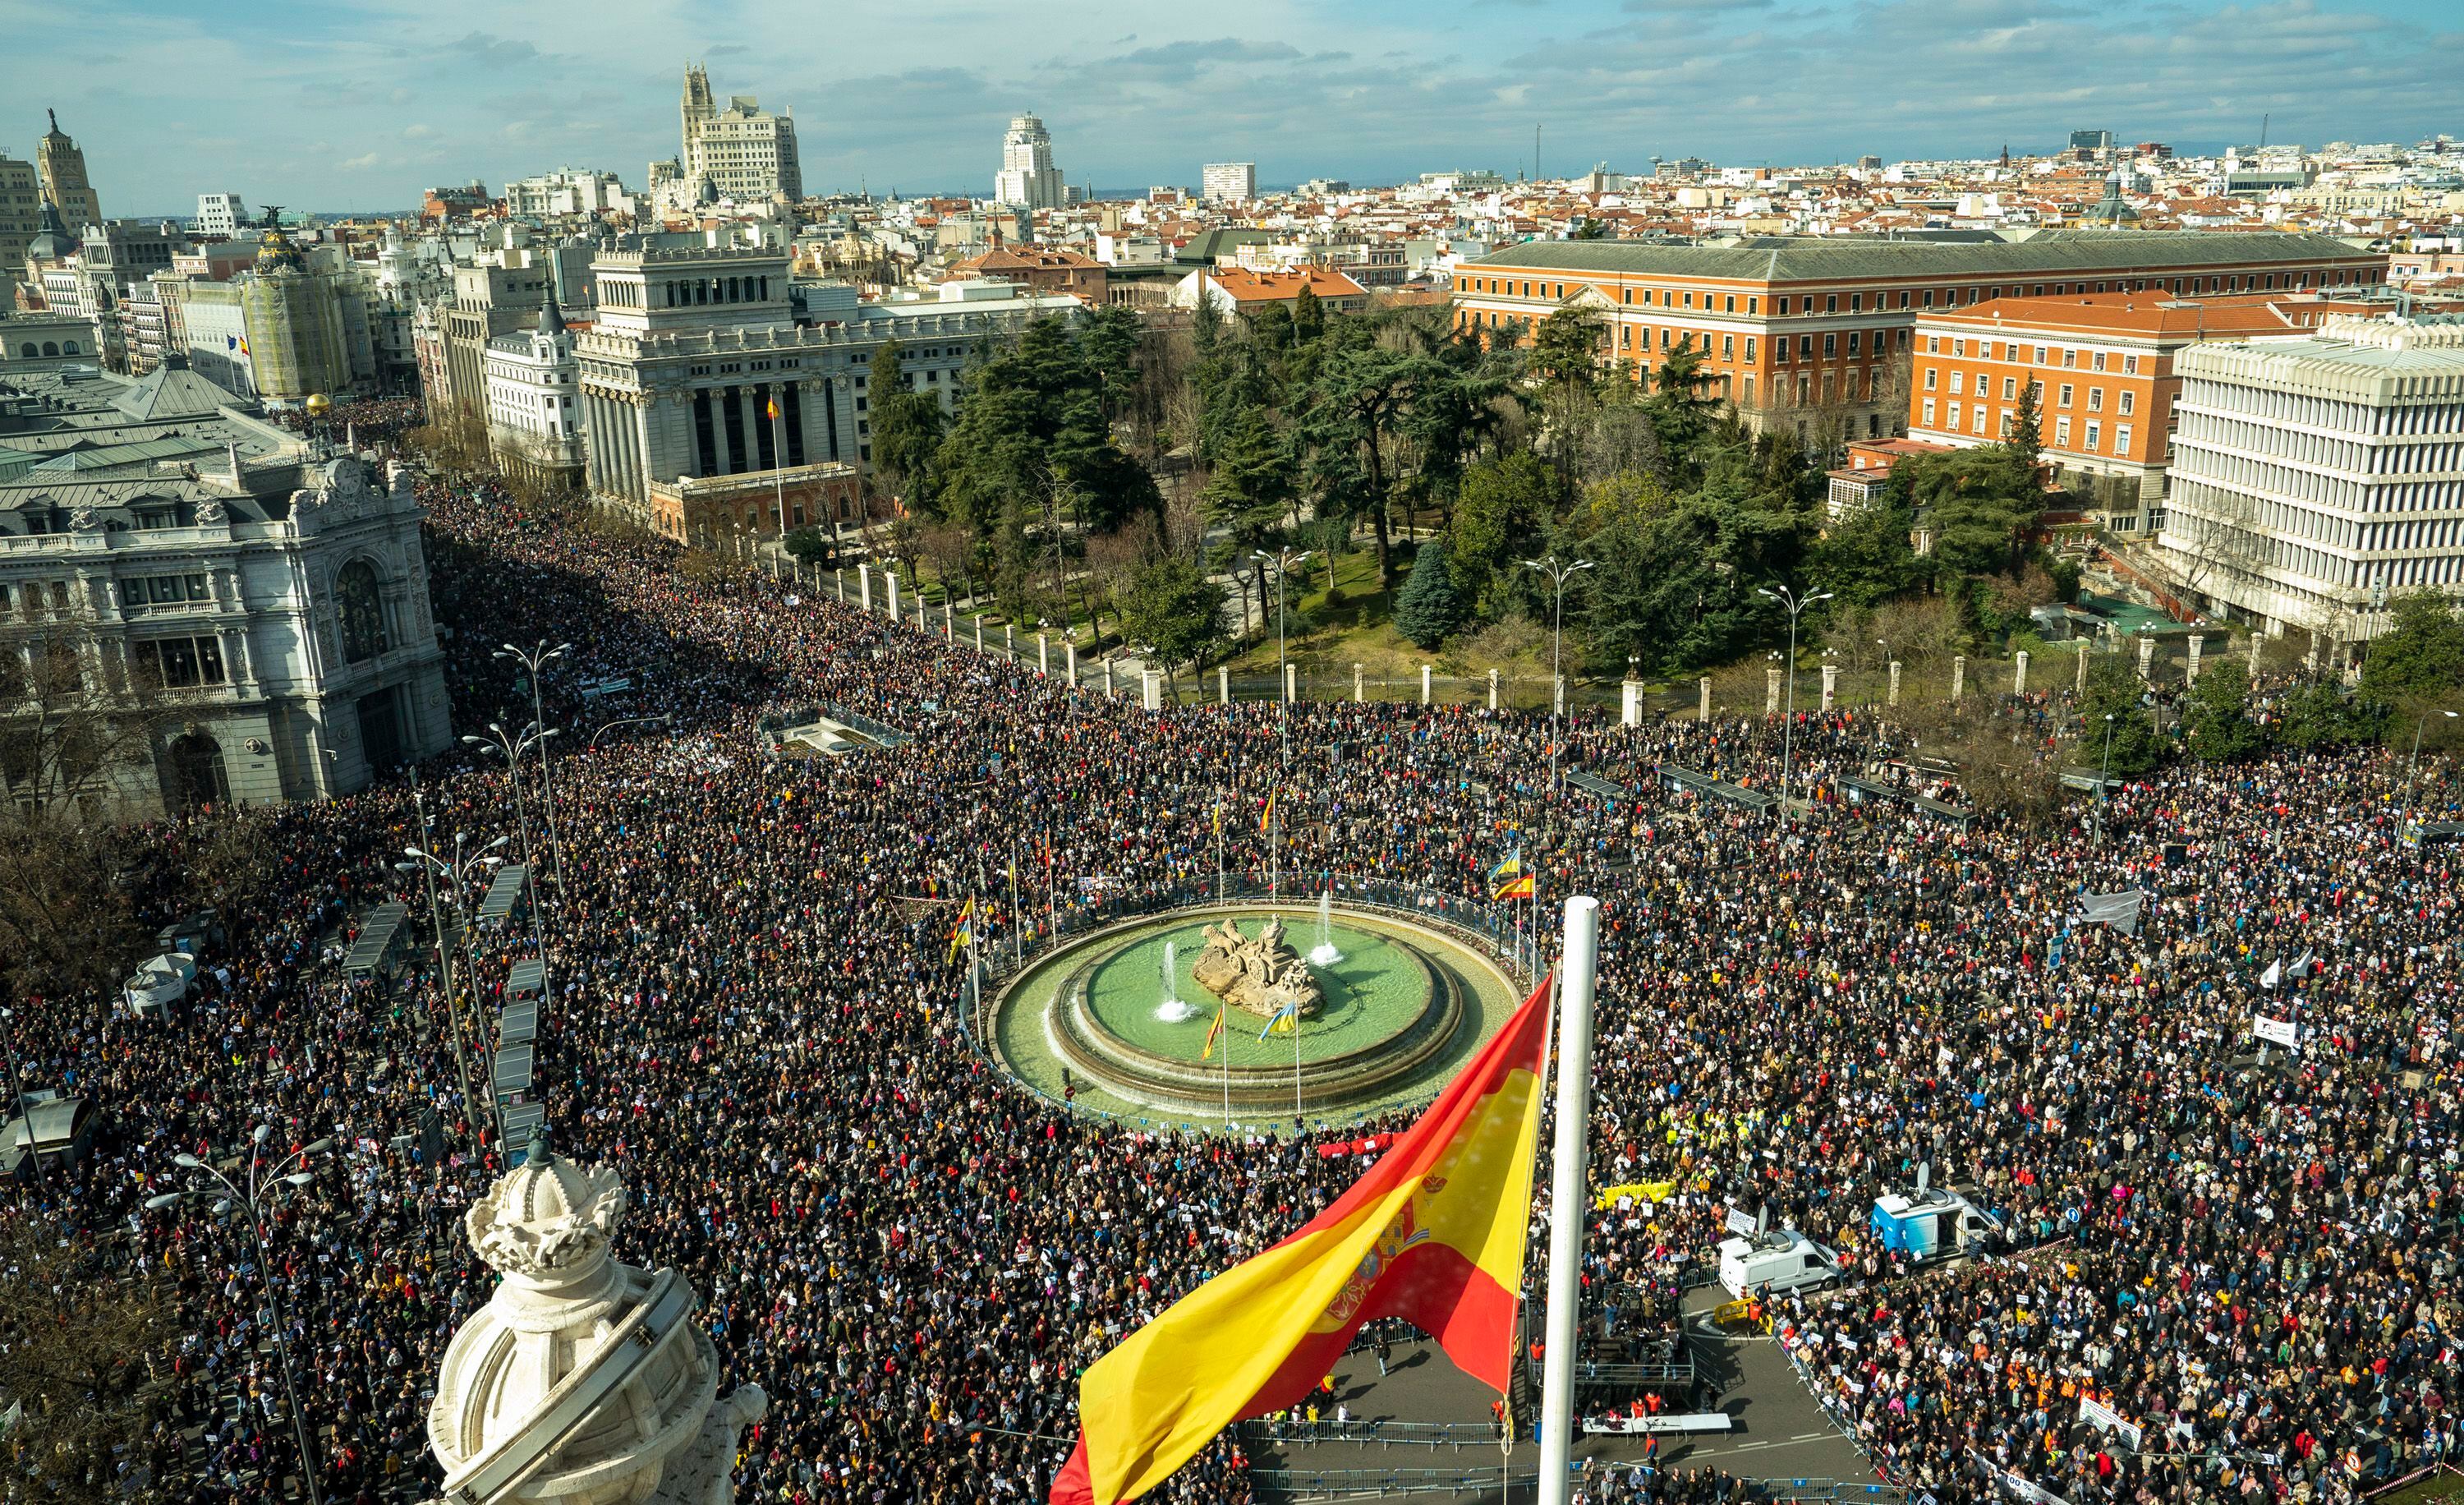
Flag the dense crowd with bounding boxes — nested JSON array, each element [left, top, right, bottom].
[[3, 432, 2457, 1505]]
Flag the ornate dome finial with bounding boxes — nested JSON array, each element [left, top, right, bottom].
[[461, 1146, 627, 1282]]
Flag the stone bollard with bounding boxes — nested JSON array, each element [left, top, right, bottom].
[[2014, 650, 2030, 696], [1765, 666, 1781, 715], [1004, 623, 1014, 660], [1951, 655, 1966, 703], [857, 564, 872, 611], [1065, 642, 1078, 687], [1102, 658, 1115, 697], [1487, 669, 1499, 711], [2186, 633, 2204, 685], [1142, 669, 1161, 712], [1887, 660, 1901, 706], [1354, 663, 1365, 703], [835, 568, 846, 603], [885, 573, 901, 622], [1037, 633, 1048, 677], [944, 600, 954, 639], [1622, 674, 1643, 728], [1218, 665, 1230, 704], [1421, 664, 1432, 706], [2138, 636, 2155, 679], [1699, 675, 1712, 721], [1821, 662, 1838, 711], [1285, 663, 1297, 704], [973, 614, 985, 652]]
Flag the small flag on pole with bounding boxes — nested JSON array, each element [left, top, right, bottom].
[[1258, 792, 1276, 834], [1202, 999, 1226, 1060], [1492, 872, 1535, 901], [1257, 1001, 1299, 1038], [946, 896, 974, 964], [765, 398, 779, 421]]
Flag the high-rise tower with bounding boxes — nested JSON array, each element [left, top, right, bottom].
[[36, 108, 102, 233], [993, 113, 1065, 213]]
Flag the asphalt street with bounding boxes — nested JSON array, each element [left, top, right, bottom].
[[1248, 1287, 1882, 1502]]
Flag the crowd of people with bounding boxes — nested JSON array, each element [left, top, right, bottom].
[[4, 426, 2457, 1505]]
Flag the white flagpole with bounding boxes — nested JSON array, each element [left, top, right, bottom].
[[1537, 895, 1600, 1505]]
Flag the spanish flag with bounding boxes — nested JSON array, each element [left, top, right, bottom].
[[1257, 791, 1276, 835], [765, 397, 780, 421], [1492, 872, 1535, 901], [1050, 973, 1555, 1505], [1201, 999, 1225, 1061]]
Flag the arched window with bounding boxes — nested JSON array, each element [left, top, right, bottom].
[[335, 560, 387, 663], [62, 340, 78, 354], [15, 343, 31, 357], [40, 342, 58, 357]]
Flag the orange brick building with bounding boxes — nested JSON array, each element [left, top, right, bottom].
[[1904, 291, 2411, 533], [944, 245, 1109, 305], [1175, 265, 1370, 318], [1449, 231, 2385, 449]]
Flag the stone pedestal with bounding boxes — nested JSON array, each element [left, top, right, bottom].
[[1765, 666, 1781, 715], [1421, 664, 1432, 706], [834, 568, 845, 603], [1951, 655, 1966, 703], [2014, 650, 2030, 695], [1102, 657, 1115, 697], [1285, 663, 1297, 703], [2247, 631, 2262, 670], [885, 573, 901, 622], [1037, 633, 1048, 677], [973, 614, 984, 652], [2138, 636, 2155, 678], [1699, 675, 1711, 721], [2186, 633, 2204, 684], [1354, 663, 1365, 702], [1065, 642, 1078, 687], [2076, 646, 2089, 693], [1487, 669, 1499, 711], [1887, 661, 1901, 706], [1820, 663, 1837, 711], [1622, 676, 1643, 727], [857, 564, 872, 611], [1219, 665, 1230, 704], [1142, 669, 1161, 711]]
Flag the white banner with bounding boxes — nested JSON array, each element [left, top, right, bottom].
[[2252, 1016, 2299, 1049], [1724, 1206, 1759, 1237], [2078, 1396, 2143, 1451]]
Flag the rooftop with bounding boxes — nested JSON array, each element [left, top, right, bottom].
[[1464, 229, 2379, 283]]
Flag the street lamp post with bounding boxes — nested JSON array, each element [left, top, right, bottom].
[[589, 713, 674, 750], [462, 721, 555, 952], [399, 828, 508, 1162], [1755, 583, 1833, 825], [1523, 555, 1593, 795], [146, 1126, 336, 1505], [0, 1008, 30, 1184], [493, 642, 572, 899], [1253, 547, 1312, 904], [2097, 712, 2117, 843]]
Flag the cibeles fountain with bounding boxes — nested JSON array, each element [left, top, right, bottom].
[[986, 897, 1522, 1124], [423, 1135, 765, 1505]]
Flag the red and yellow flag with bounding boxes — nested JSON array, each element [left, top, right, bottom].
[[1050, 973, 1555, 1505]]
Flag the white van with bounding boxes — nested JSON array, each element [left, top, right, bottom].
[[1717, 1229, 1841, 1299]]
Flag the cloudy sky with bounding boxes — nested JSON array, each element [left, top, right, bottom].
[[11, 0, 2462, 215]]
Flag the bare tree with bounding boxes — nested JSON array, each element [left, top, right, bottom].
[[0, 1222, 179, 1505]]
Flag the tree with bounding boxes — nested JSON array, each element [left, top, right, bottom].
[[1114, 554, 1229, 693], [866, 339, 945, 523], [783, 526, 834, 564], [2076, 656, 2165, 776], [1644, 337, 1721, 482], [1395, 540, 1468, 649], [1300, 343, 1437, 587], [1443, 452, 1558, 617], [0, 1222, 178, 1504], [1529, 307, 1606, 399], [2182, 659, 2265, 763], [2359, 588, 2464, 728], [1893, 446, 2043, 580], [2002, 377, 2043, 469]]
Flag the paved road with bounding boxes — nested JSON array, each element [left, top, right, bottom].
[[1248, 1288, 1880, 1501]]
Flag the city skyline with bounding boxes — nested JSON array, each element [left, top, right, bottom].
[[13, 0, 2464, 217]]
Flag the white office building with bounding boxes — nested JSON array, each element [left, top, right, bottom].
[[2158, 315, 2464, 642], [993, 113, 1066, 213], [484, 283, 585, 491], [651, 64, 802, 207], [1202, 162, 1257, 204], [195, 192, 248, 238]]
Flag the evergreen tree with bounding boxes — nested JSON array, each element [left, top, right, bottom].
[[1395, 541, 1466, 648], [2002, 378, 2043, 468], [2182, 660, 2264, 763]]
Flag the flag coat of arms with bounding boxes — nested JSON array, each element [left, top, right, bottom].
[[1050, 973, 1556, 1505]]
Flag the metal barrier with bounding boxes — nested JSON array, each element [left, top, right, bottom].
[[1252, 1466, 1904, 1502], [1242, 1420, 1506, 1451], [1520, 1355, 1696, 1392]]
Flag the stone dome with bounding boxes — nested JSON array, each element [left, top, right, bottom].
[[425, 1147, 765, 1505]]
